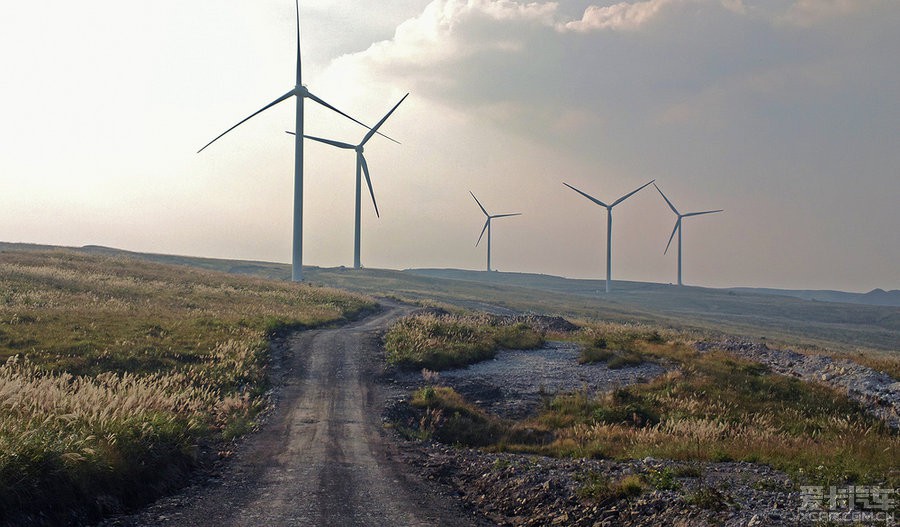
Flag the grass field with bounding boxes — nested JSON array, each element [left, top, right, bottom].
[[2, 243, 898, 520], [5, 243, 898, 355], [0, 249, 374, 525]]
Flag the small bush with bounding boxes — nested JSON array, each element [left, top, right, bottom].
[[385, 313, 544, 370], [643, 467, 681, 491], [673, 464, 702, 478], [577, 472, 644, 503], [410, 386, 502, 446], [577, 331, 651, 368], [607, 351, 646, 369], [686, 486, 731, 511]]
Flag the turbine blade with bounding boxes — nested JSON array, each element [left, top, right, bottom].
[[198, 89, 295, 153], [653, 182, 679, 215], [476, 219, 489, 247], [300, 134, 355, 149], [295, 0, 302, 85], [612, 179, 655, 207], [664, 219, 680, 255], [563, 182, 608, 208], [470, 191, 489, 217], [683, 209, 724, 218], [492, 213, 521, 219], [361, 93, 409, 146], [306, 91, 400, 144], [360, 154, 379, 218]]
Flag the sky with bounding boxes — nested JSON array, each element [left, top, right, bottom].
[[1, 0, 898, 292]]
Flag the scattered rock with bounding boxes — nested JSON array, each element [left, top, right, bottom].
[[392, 341, 668, 419], [395, 441, 799, 527]]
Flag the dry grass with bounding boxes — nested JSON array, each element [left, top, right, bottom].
[[396, 318, 899, 488], [572, 323, 666, 368], [384, 312, 543, 370], [0, 249, 375, 524], [526, 339, 900, 487]]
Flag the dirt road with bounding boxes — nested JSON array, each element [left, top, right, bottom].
[[104, 302, 482, 527]]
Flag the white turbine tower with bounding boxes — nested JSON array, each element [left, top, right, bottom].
[[563, 180, 655, 292], [653, 183, 723, 286], [289, 93, 409, 269], [470, 192, 521, 273], [197, 0, 393, 282]]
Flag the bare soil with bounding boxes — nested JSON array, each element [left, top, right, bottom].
[[101, 301, 484, 527]]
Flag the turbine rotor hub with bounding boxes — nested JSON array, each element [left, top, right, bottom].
[[356, 145, 364, 153], [295, 85, 309, 96]]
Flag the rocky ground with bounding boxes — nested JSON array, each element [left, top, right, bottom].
[[393, 441, 799, 526], [389, 341, 667, 419], [383, 326, 897, 526], [697, 339, 900, 430]]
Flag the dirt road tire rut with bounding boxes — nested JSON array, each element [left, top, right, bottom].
[[103, 302, 480, 527]]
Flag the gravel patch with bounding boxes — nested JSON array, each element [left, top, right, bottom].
[[391, 341, 668, 418], [697, 339, 900, 430], [397, 441, 800, 527]]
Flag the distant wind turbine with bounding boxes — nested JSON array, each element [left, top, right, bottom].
[[563, 180, 655, 292], [471, 192, 521, 272], [288, 93, 409, 269], [197, 0, 394, 282], [653, 183, 723, 286]]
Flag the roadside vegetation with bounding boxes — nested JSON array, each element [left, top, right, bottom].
[[0, 249, 375, 525], [402, 322, 899, 489], [573, 324, 665, 369], [384, 312, 543, 370]]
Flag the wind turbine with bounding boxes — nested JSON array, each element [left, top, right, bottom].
[[197, 0, 394, 282], [471, 192, 521, 272], [288, 93, 409, 269], [563, 180, 655, 292], [653, 183, 723, 286]]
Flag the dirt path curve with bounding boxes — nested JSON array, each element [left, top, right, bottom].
[[104, 301, 482, 527]]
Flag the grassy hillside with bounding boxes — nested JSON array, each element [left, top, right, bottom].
[[402, 269, 900, 353], [4, 242, 897, 353], [0, 249, 374, 525]]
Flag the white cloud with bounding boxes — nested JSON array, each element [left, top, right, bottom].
[[561, 0, 675, 31], [560, 0, 749, 32], [2, 0, 898, 290], [315, 0, 900, 289]]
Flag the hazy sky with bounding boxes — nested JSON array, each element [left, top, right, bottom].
[[1, 0, 898, 292]]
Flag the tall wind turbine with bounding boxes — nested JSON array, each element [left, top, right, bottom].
[[289, 93, 409, 269], [471, 192, 521, 272], [653, 183, 723, 286], [197, 1, 392, 282], [563, 180, 654, 292]]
